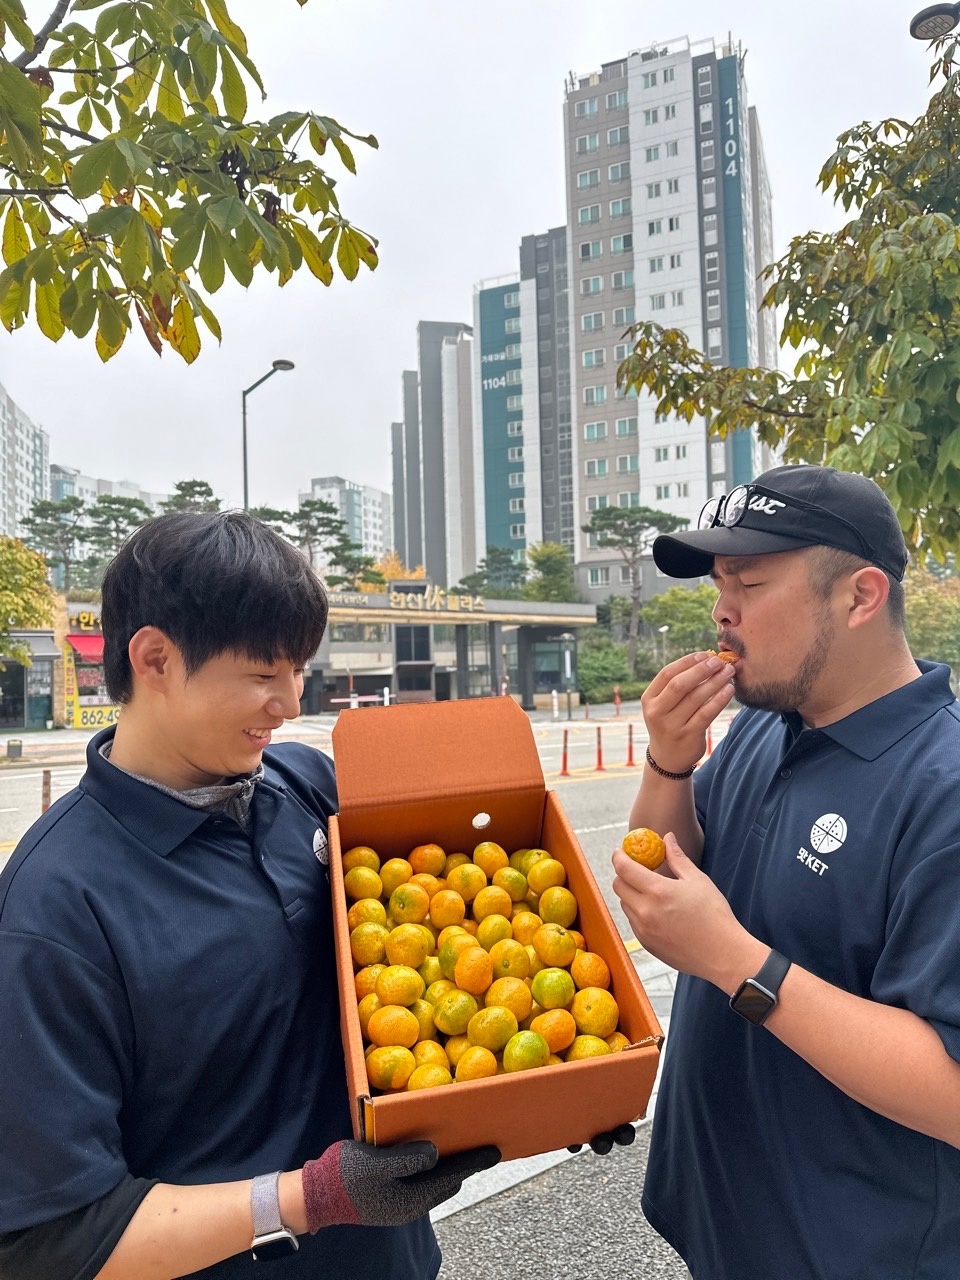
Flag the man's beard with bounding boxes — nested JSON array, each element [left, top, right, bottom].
[[731, 604, 834, 714]]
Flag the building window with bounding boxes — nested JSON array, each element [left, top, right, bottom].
[[508, 446, 524, 461], [507, 420, 523, 436], [702, 177, 717, 209], [619, 491, 640, 508], [583, 385, 607, 405], [577, 169, 600, 191], [607, 89, 628, 109], [609, 161, 631, 182], [678, 482, 689, 497], [701, 139, 715, 171], [578, 203, 601, 224], [610, 197, 632, 218], [506, 368, 522, 385], [656, 484, 671, 500], [582, 311, 604, 332], [612, 270, 634, 289], [646, 182, 661, 198], [504, 316, 521, 333], [613, 305, 635, 326], [645, 145, 660, 163], [611, 234, 633, 255], [697, 66, 712, 96], [641, 71, 657, 88], [575, 97, 598, 117], [579, 240, 602, 260], [580, 275, 602, 295], [582, 348, 605, 368], [703, 213, 718, 246], [664, 66, 675, 83], [504, 291, 520, 308], [655, 411, 669, 424], [655, 446, 669, 462], [704, 251, 720, 284], [616, 416, 638, 435], [619, 565, 633, 584], [609, 126, 629, 146], [649, 257, 664, 273], [614, 343, 630, 362], [670, 253, 682, 269], [616, 454, 639, 473], [585, 494, 608, 512], [664, 103, 677, 120], [587, 567, 611, 588], [536, 262, 550, 273], [510, 523, 526, 539], [706, 289, 721, 321], [676, 444, 687, 460], [699, 102, 714, 135], [667, 177, 680, 194], [671, 290, 684, 306], [643, 108, 659, 126], [651, 293, 666, 311], [576, 133, 600, 154], [668, 215, 681, 231], [666, 139, 679, 157], [707, 328, 722, 359], [508, 472, 524, 487], [507, 394, 523, 409], [509, 497, 525, 512], [505, 342, 521, 358], [583, 420, 608, 441], [585, 458, 608, 477]]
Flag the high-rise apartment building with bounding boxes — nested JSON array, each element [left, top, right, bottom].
[[440, 328, 477, 587], [50, 464, 167, 510], [0, 382, 49, 537], [303, 474, 392, 563], [564, 35, 777, 598], [418, 320, 472, 585]]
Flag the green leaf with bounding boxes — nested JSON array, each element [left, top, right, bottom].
[[157, 61, 185, 122], [336, 226, 360, 281], [2, 203, 30, 266], [206, 195, 246, 234], [190, 288, 222, 341], [218, 45, 247, 120], [223, 237, 253, 287], [35, 278, 64, 342], [120, 212, 149, 283], [197, 225, 225, 293], [69, 139, 115, 198], [170, 210, 205, 272]]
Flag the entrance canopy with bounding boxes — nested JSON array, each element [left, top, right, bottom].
[[67, 633, 105, 662]]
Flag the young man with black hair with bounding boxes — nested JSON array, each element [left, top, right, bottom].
[[614, 465, 960, 1279], [0, 511, 498, 1280]]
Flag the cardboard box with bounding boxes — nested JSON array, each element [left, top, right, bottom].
[[329, 697, 663, 1163]]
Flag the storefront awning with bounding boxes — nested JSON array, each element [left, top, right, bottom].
[[9, 632, 60, 659], [67, 633, 105, 662]]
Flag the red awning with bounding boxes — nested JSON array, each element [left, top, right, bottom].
[[67, 633, 104, 662]]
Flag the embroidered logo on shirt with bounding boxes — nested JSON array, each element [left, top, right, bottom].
[[313, 827, 329, 865], [810, 813, 847, 854]]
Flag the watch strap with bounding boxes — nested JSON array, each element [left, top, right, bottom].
[[251, 1171, 283, 1238], [753, 948, 791, 997]]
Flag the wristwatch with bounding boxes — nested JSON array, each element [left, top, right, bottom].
[[250, 1171, 299, 1261], [729, 949, 791, 1026]]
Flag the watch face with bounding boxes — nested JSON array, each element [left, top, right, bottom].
[[732, 979, 775, 1026], [252, 1231, 300, 1260]]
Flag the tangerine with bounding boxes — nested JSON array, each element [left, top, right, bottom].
[[467, 1004, 518, 1053], [366, 1045, 415, 1090], [529, 1008, 578, 1054], [524, 944, 546, 977], [417, 956, 443, 987], [423, 978, 456, 1005], [488, 938, 530, 981], [413, 1040, 450, 1069], [438, 932, 482, 981], [446, 862, 487, 903], [531, 967, 576, 1011], [356, 992, 382, 1038], [526, 857, 567, 895], [471, 885, 513, 922], [493, 867, 528, 902], [409, 872, 442, 900], [502, 1030, 550, 1073], [517, 848, 549, 877], [508, 847, 531, 871], [432, 988, 479, 1036], [455, 1045, 499, 1081], [538, 885, 578, 928], [565, 1035, 612, 1061], [407, 1063, 453, 1090], [622, 827, 666, 870], [476, 913, 513, 951], [379, 857, 414, 895], [444, 1033, 471, 1068], [570, 987, 620, 1039], [385, 923, 432, 968], [430, 889, 467, 929], [443, 852, 471, 876], [484, 976, 532, 1023], [606, 1031, 631, 1053], [354, 963, 386, 1000], [511, 911, 543, 946], [367, 1004, 420, 1049], [436, 924, 468, 949], [570, 949, 611, 991], [532, 922, 577, 968], [350, 921, 390, 967], [347, 898, 387, 931], [342, 846, 380, 873], [409, 997, 437, 1041], [343, 866, 383, 901], [472, 840, 509, 879], [389, 883, 430, 925], [453, 945, 494, 996], [375, 964, 425, 1007], [409, 843, 446, 876]]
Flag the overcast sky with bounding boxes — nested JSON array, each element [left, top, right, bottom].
[[0, 0, 939, 510]]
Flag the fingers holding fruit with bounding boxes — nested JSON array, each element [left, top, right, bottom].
[[641, 650, 737, 773]]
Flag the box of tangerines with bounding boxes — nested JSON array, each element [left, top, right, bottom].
[[328, 696, 663, 1163]]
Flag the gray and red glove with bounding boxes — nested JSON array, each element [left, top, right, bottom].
[[302, 1140, 501, 1231]]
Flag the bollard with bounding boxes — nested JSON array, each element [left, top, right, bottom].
[[382, 685, 391, 707], [41, 769, 51, 813], [613, 684, 621, 716], [551, 689, 559, 722], [596, 726, 605, 772], [349, 690, 359, 711], [584, 699, 590, 720], [626, 722, 636, 767], [560, 728, 570, 777]]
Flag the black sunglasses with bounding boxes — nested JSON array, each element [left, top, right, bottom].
[[698, 484, 874, 559]]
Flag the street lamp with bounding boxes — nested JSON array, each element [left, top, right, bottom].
[[559, 632, 575, 721], [241, 359, 295, 510], [910, 3, 960, 38], [658, 623, 670, 666]]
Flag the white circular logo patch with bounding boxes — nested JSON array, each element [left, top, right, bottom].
[[810, 814, 847, 855], [313, 827, 329, 865]]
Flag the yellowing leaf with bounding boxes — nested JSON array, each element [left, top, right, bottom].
[[336, 226, 360, 281], [157, 61, 184, 123], [35, 279, 64, 342], [170, 297, 201, 363], [291, 222, 333, 285], [218, 45, 247, 120], [95, 324, 125, 362], [206, 0, 248, 53], [2, 203, 30, 266]]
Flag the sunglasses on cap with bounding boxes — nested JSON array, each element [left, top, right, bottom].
[[698, 483, 874, 559]]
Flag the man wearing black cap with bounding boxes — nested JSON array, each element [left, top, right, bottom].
[[612, 465, 960, 1279]]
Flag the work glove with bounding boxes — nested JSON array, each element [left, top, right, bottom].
[[302, 1140, 501, 1231], [567, 1121, 636, 1156]]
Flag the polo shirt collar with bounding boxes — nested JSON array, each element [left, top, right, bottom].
[[780, 661, 955, 761], [79, 727, 231, 857]]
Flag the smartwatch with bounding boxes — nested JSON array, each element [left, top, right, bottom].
[[250, 1171, 299, 1261], [729, 949, 791, 1026]]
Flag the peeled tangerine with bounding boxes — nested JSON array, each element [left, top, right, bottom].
[[622, 827, 666, 870]]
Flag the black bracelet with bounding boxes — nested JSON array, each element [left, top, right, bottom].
[[645, 746, 695, 780]]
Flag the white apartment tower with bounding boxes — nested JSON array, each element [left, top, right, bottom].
[[564, 35, 778, 598], [0, 382, 49, 537]]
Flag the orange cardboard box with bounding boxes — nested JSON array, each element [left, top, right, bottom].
[[329, 697, 663, 1163]]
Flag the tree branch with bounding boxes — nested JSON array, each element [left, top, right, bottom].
[[13, 0, 71, 70], [0, 186, 70, 197], [42, 117, 98, 144]]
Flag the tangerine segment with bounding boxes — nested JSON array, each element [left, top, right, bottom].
[[622, 827, 666, 870], [706, 648, 739, 664]]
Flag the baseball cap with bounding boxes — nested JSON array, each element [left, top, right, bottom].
[[652, 465, 909, 581]]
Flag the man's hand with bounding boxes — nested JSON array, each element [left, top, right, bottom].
[[302, 1140, 501, 1232], [640, 652, 737, 775], [612, 833, 754, 989]]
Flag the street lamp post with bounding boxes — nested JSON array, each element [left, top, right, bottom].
[[241, 359, 295, 510], [559, 633, 575, 721], [910, 3, 960, 38], [658, 623, 670, 667]]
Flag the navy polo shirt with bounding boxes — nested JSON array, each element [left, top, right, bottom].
[[642, 662, 960, 1280], [0, 729, 439, 1280]]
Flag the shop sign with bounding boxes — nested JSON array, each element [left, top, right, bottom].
[[68, 609, 102, 633], [389, 586, 485, 613]]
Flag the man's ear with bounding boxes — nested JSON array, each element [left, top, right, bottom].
[[847, 566, 890, 630], [127, 626, 178, 690]]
